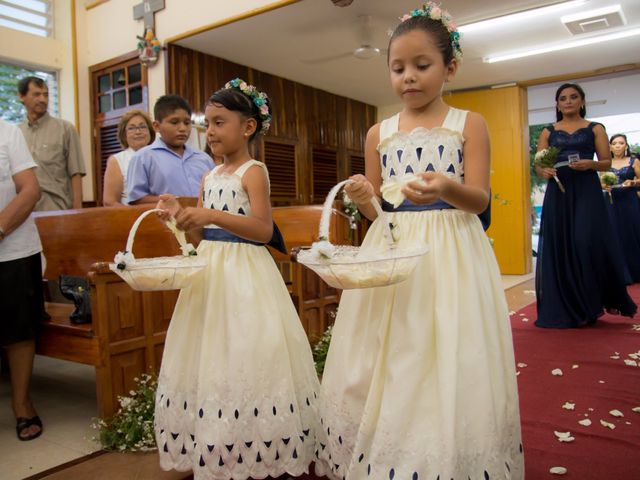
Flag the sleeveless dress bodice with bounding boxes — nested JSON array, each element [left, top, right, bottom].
[[378, 109, 465, 184], [547, 123, 598, 164]]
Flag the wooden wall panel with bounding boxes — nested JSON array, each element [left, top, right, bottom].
[[167, 44, 376, 205]]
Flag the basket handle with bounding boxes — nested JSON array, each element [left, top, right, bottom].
[[124, 208, 191, 259], [318, 179, 390, 244]]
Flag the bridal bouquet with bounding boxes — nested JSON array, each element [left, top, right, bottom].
[[600, 171, 618, 203], [535, 147, 564, 193]]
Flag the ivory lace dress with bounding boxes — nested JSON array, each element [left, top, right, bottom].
[[315, 108, 524, 479], [154, 160, 320, 479]]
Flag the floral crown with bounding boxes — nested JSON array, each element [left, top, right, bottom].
[[400, 2, 462, 61], [223, 78, 271, 135]]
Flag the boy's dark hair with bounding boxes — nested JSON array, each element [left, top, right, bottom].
[[388, 16, 455, 65], [18, 76, 47, 96], [154, 95, 192, 122], [207, 87, 270, 141], [555, 83, 586, 121]]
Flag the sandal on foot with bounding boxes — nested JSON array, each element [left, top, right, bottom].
[[16, 416, 43, 441]]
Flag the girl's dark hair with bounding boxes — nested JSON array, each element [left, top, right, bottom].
[[388, 16, 455, 65], [555, 83, 586, 121], [207, 88, 269, 142], [610, 133, 631, 157]]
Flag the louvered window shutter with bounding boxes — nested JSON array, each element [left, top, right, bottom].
[[312, 147, 338, 204], [264, 140, 298, 204]]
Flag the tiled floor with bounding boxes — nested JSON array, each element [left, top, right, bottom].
[[0, 272, 536, 480]]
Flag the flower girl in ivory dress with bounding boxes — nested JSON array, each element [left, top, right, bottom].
[[314, 3, 524, 479], [154, 79, 319, 479]]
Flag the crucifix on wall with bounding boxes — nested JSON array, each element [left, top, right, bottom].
[[133, 0, 165, 66], [133, 0, 165, 31]]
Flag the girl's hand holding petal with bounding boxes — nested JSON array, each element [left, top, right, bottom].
[[344, 174, 374, 204], [156, 194, 182, 221], [402, 172, 447, 205], [174, 207, 213, 231]]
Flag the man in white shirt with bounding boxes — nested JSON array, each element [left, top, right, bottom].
[[0, 118, 44, 441]]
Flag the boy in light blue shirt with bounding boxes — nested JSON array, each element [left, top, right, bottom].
[[127, 95, 213, 204]]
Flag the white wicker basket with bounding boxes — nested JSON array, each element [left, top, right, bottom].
[[109, 209, 206, 291], [297, 180, 429, 289]]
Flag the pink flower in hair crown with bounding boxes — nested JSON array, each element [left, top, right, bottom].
[[398, 2, 463, 61], [223, 78, 272, 135]]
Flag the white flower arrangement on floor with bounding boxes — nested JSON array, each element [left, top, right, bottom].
[[91, 373, 157, 452]]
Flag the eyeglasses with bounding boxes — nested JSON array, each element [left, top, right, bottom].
[[126, 125, 149, 132]]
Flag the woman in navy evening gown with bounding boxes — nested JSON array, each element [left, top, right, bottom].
[[534, 83, 636, 328], [603, 133, 640, 283]]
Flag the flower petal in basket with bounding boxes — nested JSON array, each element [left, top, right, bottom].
[[110, 255, 207, 291], [108, 208, 206, 291], [298, 244, 429, 289]]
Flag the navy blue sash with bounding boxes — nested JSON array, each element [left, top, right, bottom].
[[381, 195, 491, 231], [202, 222, 287, 255]]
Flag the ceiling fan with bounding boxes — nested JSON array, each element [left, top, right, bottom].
[[301, 15, 387, 64]]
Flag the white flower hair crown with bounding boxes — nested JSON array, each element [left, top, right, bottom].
[[223, 78, 272, 135], [400, 2, 462, 61]]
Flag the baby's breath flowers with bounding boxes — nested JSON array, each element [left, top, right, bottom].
[[92, 373, 157, 451], [312, 322, 334, 376]]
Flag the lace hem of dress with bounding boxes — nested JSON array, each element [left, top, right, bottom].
[[155, 380, 319, 479], [314, 395, 524, 480]]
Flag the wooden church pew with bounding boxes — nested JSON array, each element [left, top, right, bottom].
[[33, 202, 350, 417]]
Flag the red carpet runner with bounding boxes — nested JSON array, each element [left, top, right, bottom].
[[511, 284, 640, 479]]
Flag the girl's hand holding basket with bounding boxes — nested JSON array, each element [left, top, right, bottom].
[[343, 174, 375, 204]]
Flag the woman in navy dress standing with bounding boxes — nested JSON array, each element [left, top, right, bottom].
[[603, 133, 640, 283], [534, 83, 636, 328]]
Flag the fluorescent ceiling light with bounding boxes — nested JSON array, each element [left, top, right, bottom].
[[560, 4, 622, 24], [458, 0, 585, 34], [484, 27, 640, 63]]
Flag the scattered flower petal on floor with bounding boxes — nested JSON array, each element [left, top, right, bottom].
[[572, 364, 579, 369], [624, 359, 638, 366], [632, 407, 640, 413], [550, 466, 567, 475], [516, 371, 521, 376], [588, 408, 594, 412], [578, 419, 592, 426], [610, 409, 624, 417], [517, 362, 528, 368], [562, 402, 575, 410], [522, 317, 529, 322], [631, 324, 640, 331], [610, 355, 620, 359], [552, 368, 563, 376], [598, 380, 606, 384], [600, 420, 616, 429]]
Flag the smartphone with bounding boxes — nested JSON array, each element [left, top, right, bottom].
[[568, 154, 580, 165]]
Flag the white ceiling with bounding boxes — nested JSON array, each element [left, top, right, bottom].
[[176, 0, 640, 107]]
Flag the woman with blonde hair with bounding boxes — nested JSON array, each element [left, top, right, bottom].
[[102, 109, 154, 206]]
